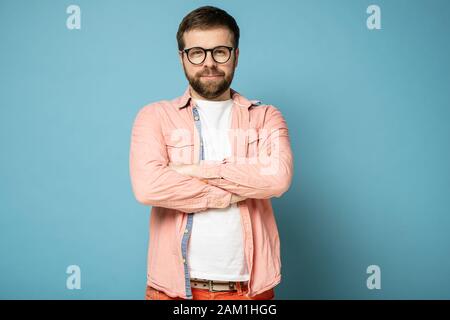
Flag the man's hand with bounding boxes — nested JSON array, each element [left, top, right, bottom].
[[230, 194, 247, 204]]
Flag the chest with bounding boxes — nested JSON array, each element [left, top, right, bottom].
[[161, 104, 263, 164]]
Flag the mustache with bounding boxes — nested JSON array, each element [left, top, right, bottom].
[[198, 70, 225, 77]]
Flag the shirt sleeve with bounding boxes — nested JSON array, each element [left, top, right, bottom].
[[198, 105, 294, 199], [129, 104, 232, 213]]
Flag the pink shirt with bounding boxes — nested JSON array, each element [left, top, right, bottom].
[[129, 85, 294, 299]]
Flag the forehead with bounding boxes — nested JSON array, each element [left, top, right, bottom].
[[183, 27, 234, 48]]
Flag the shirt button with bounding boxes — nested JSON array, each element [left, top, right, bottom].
[[194, 116, 199, 121], [183, 258, 186, 264], [184, 229, 189, 234]]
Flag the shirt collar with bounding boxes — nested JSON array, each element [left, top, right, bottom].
[[174, 85, 257, 110]]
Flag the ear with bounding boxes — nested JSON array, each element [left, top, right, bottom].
[[234, 47, 239, 68], [178, 51, 184, 65]]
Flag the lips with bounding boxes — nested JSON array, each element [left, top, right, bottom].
[[200, 75, 223, 78]]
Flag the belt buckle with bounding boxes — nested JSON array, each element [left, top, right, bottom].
[[209, 280, 228, 292], [208, 280, 215, 292], [208, 280, 237, 292]]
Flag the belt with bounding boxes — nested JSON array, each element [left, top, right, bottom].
[[190, 278, 248, 292]]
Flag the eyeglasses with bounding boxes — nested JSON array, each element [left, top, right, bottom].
[[180, 46, 234, 65]]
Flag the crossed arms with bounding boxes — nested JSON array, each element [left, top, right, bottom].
[[129, 104, 293, 213]]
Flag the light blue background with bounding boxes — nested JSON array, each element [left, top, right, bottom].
[[1, 0, 449, 299]]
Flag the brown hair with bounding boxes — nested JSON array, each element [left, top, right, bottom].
[[176, 6, 240, 51]]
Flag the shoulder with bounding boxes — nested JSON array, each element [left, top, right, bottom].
[[132, 100, 169, 126], [247, 100, 286, 130], [249, 98, 280, 111], [249, 100, 284, 118], [135, 99, 172, 116]]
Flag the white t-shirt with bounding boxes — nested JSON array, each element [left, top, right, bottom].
[[187, 98, 250, 281]]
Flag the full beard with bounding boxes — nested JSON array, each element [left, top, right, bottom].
[[184, 67, 235, 100]]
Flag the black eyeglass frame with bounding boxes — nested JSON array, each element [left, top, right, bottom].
[[180, 46, 235, 65]]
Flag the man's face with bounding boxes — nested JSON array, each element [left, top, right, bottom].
[[179, 27, 239, 100]]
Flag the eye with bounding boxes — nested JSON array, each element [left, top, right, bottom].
[[214, 48, 227, 56], [189, 48, 204, 57]]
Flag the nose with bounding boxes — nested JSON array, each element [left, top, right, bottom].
[[203, 50, 217, 68]]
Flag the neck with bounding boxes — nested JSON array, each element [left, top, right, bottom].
[[190, 87, 231, 101]]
